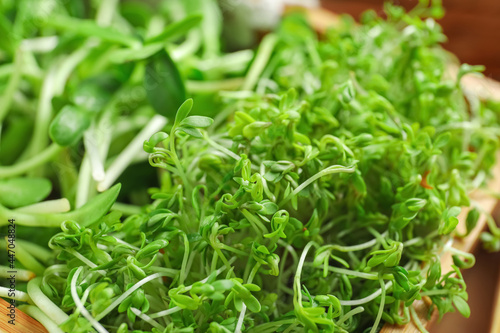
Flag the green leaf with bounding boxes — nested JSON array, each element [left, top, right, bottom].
[[180, 116, 214, 128], [49, 105, 91, 146], [434, 132, 451, 148], [405, 198, 427, 212], [174, 99, 194, 127], [439, 206, 461, 235], [145, 51, 186, 118], [452, 296, 470, 318], [143, 132, 169, 153], [0, 177, 52, 208], [179, 127, 203, 138], [211, 280, 235, 292], [465, 208, 480, 236], [242, 294, 261, 313]]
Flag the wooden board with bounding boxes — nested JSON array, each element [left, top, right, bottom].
[[0, 298, 48, 333]]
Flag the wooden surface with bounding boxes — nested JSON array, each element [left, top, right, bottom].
[[492, 270, 500, 333], [0, 298, 47, 333]]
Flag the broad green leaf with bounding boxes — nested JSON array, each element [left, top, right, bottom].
[[180, 116, 213, 128], [0, 177, 52, 208], [145, 51, 186, 118], [178, 126, 203, 138], [49, 105, 91, 146]]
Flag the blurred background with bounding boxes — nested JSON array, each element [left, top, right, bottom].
[[321, 0, 500, 80]]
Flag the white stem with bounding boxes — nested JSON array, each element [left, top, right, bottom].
[[20, 36, 59, 53], [294, 242, 316, 307], [0, 286, 31, 302], [75, 154, 92, 208], [96, 273, 166, 321], [235, 264, 260, 333], [370, 276, 387, 333], [65, 249, 106, 276], [0, 265, 35, 281], [279, 165, 355, 206], [130, 307, 166, 330], [84, 129, 106, 182], [71, 267, 109, 333], [339, 281, 392, 306], [15, 198, 70, 214], [96, 0, 119, 27], [18, 305, 65, 333], [149, 306, 181, 319], [98, 115, 168, 191]]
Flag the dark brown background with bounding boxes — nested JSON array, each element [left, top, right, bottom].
[[321, 0, 500, 80]]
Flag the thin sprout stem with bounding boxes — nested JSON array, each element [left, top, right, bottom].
[[130, 307, 165, 331], [410, 305, 430, 333], [340, 281, 392, 306], [294, 242, 317, 308], [328, 233, 387, 252], [98, 115, 168, 191], [242, 34, 278, 91], [179, 233, 189, 285], [96, 0, 118, 26], [71, 267, 108, 333], [241, 209, 268, 235], [279, 165, 355, 207], [0, 286, 31, 302], [0, 143, 63, 178], [149, 306, 181, 319], [0, 48, 23, 123], [204, 135, 241, 161], [247, 319, 297, 333], [235, 263, 261, 333], [370, 275, 386, 333], [337, 306, 365, 326], [95, 273, 166, 321], [65, 249, 106, 275], [169, 130, 192, 195]]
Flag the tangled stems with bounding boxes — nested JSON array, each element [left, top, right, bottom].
[[71, 267, 108, 333], [28, 277, 69, 325]]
